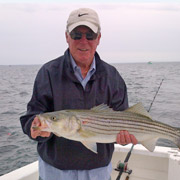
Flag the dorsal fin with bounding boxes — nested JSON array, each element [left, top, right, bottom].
[[125, 102, 152, 120], [91, 104, 113, 112]]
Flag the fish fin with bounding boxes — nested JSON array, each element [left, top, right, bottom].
[[81, 141, 97, 154], [125, 102, 152, 120], [141, 137, 158, 152], [91, 104, 113, 112]]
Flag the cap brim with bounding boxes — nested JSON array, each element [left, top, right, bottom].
[[68, 21, 98, 33]]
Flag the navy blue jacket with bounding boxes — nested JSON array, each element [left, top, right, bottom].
[[20, 49, 128, 170]]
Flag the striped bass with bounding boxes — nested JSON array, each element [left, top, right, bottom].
[[35, 103, 180, 153]]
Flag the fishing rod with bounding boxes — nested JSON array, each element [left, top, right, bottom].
[[115, 78, 164, 180], [148, 78, 164, 112], [115, 145, 134, 180]]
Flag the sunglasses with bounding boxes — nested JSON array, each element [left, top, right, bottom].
[[70, 31, 98, 40]]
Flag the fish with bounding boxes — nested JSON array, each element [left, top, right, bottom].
[[34, 103, 180, 153]]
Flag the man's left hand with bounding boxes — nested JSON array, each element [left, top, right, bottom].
[[116, 130, 138, 145]]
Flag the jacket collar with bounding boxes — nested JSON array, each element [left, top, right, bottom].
[[63, 49, 107, 82]]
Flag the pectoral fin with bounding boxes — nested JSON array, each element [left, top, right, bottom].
[[141, 137, 158, 152], [81, 141, 97, 154]]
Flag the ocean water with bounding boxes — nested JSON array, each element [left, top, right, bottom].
[[0, 62, 180, 176]]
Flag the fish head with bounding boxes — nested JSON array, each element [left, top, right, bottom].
[[37, 110, 81, 137]]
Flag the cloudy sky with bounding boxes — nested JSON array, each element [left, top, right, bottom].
[[0, 0, 180, 65]]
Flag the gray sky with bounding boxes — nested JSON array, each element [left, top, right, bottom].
[[0, 1, 180, 65]]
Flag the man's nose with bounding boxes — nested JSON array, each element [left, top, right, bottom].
[[80, 33, 88, 42]]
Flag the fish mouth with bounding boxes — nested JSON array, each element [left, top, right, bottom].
[[36, 115, 52, 131]]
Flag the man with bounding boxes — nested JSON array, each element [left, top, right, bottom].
[[20, 8, 137, 180]]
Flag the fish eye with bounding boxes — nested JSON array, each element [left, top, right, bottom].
[[51, 116, 56, 121]]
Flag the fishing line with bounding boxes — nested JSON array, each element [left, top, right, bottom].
[[148, 78, 164, 112]]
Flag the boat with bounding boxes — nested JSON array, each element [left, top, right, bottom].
[[111, 144, 180, 180], [0, 144, 180, 180], [148, 61, 152, 64]]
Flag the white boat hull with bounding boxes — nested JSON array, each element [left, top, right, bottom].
[[0, 144, 180, 180], [112, 144, 180, 180]]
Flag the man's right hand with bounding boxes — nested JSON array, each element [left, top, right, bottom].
[[31, 117, 51, 139]]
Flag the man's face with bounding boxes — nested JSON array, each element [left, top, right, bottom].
[[66, 26, 101, 67]]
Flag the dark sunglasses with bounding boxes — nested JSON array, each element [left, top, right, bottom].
[[70, 31, 98, 40]]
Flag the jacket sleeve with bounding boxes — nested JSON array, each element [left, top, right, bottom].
[[20, 66, 54, 142], [110, 69, 129, 111]]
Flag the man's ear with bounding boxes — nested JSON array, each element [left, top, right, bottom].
[[65, 32, 69, 43], [97, 33, 101, 46]]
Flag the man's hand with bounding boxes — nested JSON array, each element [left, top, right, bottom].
[[116, 130, 138, 145], [31, 117, 51, 139]]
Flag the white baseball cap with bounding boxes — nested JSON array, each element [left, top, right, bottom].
[[66, 8, 101, 33]]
